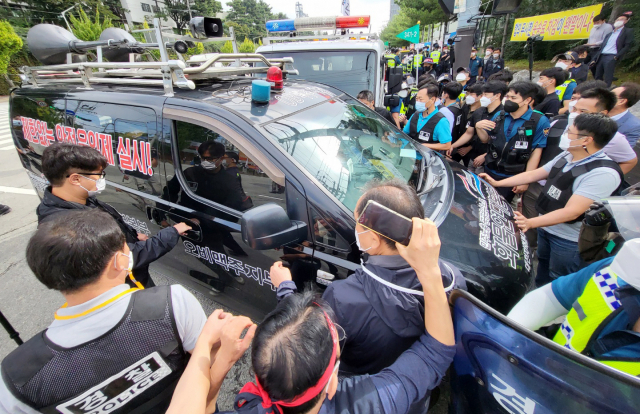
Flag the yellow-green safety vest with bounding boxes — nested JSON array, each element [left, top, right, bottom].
[[556, 79, 576, 101], [430, 51, 441, 64], [385, 54, 396, 68], [413, 54, 423, 68], [386, 100, 407, 116], [458, 91, 466, 102]]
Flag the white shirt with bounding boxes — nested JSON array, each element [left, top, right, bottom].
[[602, 28, 623, 55], [0, 284, 207, 414], [610, 109, 629, 121]]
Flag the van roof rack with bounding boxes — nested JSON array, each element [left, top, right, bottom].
[[20, 18, 297, 97]]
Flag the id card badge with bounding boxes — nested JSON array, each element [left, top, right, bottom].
[[419, 131, 431, 141], [514, 141, 529, 150]]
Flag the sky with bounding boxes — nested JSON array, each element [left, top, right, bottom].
[[222, 0, 393, 34]]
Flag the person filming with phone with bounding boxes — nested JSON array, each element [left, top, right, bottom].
[[269, 179, 465, 414]]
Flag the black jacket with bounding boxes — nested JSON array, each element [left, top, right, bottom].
[[484, 58, 505, 78], [37, 188, 180, 285], [594, 27, 634, 61]]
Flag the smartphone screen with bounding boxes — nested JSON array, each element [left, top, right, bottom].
[[357, 200, 413, 246]]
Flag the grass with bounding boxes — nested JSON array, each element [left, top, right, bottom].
[[504, 59, 640, 84]]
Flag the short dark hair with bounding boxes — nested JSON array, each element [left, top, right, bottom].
[[27, 210, 125, 293], [533, 83, 547, 106], [620, 12, 632, 20], [593, 14, 605, 22], [573, 113, 619, 148], [357, 90, 375, 102], [355, 179, 424, 249], [619, 82, 640, 108], [572, 45, 590, 56], [443, 82, 464, 100], [580, 87, 617, 112], [419, 83, 440, 99], [574, 80, 608, 96], [485, 45, 494, 50], [467, 83, 484, 95], [487, 69, 513, 84], [482, 80, 508, 99], [252, 290, 336, 414], [42, 144, 108, 186], [417, 77, 438, 89], [225, 151, 239, 163], [508, 81, 540, 103], [540, 67, 567, 87], [493, 48, 501, 53], [197, 141, 225, 158]]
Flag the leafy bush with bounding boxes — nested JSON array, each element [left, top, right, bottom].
[[0, 20, 22, 75], [221, 40, 234, 53], [69, 9, 113, 41], [238, 37, 255, 53]]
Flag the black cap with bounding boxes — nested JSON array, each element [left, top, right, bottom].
[[456, 66, 469, 73], [558, 51, 577, 62]]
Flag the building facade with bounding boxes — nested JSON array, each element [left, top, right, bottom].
[[389, 0, 400, 20]]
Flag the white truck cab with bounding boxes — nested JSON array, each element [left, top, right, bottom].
[[257, 19, 385, 107]]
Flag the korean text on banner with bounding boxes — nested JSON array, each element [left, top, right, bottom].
[[511, 4, 603, 42]]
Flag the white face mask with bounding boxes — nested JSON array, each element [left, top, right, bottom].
[[559, 131, 585, 151], [114, 251, 134, 273], [355, 229, 371, 252], [435, 98, 442, 107], [593, 23, 602, 27], [610, 239, 640, 289], [493, 53, 500, 59], [568, 100, 578, 112], [200, 160, 217, 170], [555, 61, 569, 70], [398, 90, 409, 98], [614, 20, 624, 29], [456, 73, 467, 82], [465, 95, 477, 105], [480, 96, 493, 107], [79, 175, 106, 197], [568, 111, 579, 126]]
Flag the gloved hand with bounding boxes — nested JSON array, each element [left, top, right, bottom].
[[584, 201, 613, 226]]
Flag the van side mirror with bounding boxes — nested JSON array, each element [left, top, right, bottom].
[[241, 203, 307, 250]]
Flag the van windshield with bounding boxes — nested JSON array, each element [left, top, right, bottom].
[[261, 95, 423, 212], [259, 51, 376, 98]]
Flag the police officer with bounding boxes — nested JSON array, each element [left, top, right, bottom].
[[0, 210, 207, 413], [430, 44, 441, 69], [508, 238, 640, 376], [412, 51, 424, 77], [555, 52, 578, 114], [403, 84, 452, 151], [480, 113, 623, 286], [476, 81, 550, 203], [455, 67, 471, 102], [439, 82, 464, 143], [384, 49, 397, 80]]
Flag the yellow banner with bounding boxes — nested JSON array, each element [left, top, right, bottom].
[[511, 4, 604, 42]]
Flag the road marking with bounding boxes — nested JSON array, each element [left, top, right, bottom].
[[0, 186, 37, 195], [0, 145, 15, 151], [257, 194, 284, 200]]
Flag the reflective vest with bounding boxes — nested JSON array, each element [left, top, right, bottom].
[[535, 156, 623, 223], [386, 100, 406, 116], [430, 51, 441, 64], [485, 111, 542, 175], [556, 79, 576, 101], [385, 54, 396, 68], [0, 286, 188, 414], [413, 54, 423, 69], [405, 87, 419, 119]]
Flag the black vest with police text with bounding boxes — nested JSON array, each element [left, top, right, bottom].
[[535, 156, 623, 223], [443, 103, 463, 142], [485, 111, 543, 175], [1, 286, 188, 414], [409, 111, 445, 143], [539, 115, 568, 167]]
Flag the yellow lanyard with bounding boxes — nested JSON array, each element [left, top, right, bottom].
[[54, 280, 142, 321]]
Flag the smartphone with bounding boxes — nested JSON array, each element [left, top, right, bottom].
[[357, 200, 413, 246]]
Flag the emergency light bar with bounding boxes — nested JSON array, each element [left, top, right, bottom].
[[266, 15, 370, 32]]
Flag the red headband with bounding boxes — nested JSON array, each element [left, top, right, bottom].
[[239, 305, 339, 413]]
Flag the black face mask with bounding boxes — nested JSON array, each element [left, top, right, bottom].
[[504, 99, 521, 113]]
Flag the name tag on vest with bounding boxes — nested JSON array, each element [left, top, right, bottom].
[[419, 130, 432, 141], [514, 141, 529, 150], [547, 185, 562, 200], [56, 352, 172, 414]]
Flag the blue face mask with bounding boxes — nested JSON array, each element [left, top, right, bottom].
[[415, 101, 427, 113]]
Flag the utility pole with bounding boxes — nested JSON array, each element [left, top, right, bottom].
[[500, 14, 510, 56]]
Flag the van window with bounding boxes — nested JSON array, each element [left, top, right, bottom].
[[11, 96, 66, 157], [67, 101, 160, 195], [165, 121, 285, 217]]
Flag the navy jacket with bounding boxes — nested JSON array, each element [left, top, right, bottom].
[[36, 188, 179, 285], [277, 255, 465, 376]]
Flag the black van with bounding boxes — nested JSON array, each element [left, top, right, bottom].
[[10, 20, 532, 319]]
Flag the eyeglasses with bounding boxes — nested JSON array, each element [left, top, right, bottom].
[[68, 171, 106, 178], [567, 131, 590, 138], [201, 155, 222, 162]]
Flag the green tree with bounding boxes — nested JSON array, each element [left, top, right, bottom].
[[238, 37, 255, 53], [156, 0, 222, 34], [0, 20, 22, 75], [396, 0, 447, 27], [225, 0, 276, 39], [69, 9, 113, 41], [221, 40, 234, 53], [380, 11, 415, 47]]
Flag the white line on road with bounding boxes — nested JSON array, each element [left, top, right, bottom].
[[0, 139, 10, 145], [0, 186, 37, 195], [0, 145, 15, 151], [257, 194, 284, 200]]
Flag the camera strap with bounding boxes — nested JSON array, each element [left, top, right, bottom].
[[360, 260, 455, 296]]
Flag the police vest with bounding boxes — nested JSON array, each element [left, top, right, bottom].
[[1, 286, 189, 414], [556, 79, 576, 101], [430, 51, 441, 64], [588, 329, 640, 376], [485, 111, 543, 175], [553, 267, 640, 376], [539, 115, 568, 167], [535, 156, 623, 222], [413, 54, 424, 68], [405, 88, 419, 119], [385, 54, 396, 68], [408, 111, 445, 143]]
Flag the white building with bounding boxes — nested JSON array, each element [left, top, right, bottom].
[[389, 0, 400, 20], [120, 0, 177, 28]]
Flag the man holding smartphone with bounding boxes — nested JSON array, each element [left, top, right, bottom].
[[270, 179, 464, 414]]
